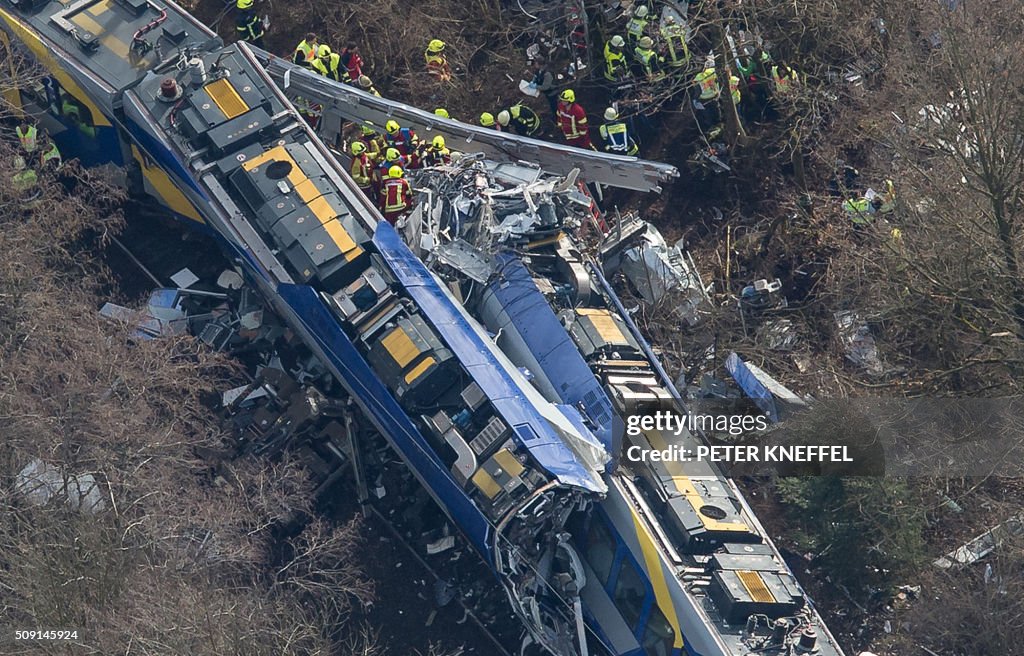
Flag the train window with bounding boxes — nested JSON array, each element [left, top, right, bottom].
[[641, 605, 675, 656], [612, 559, 646, 631], [60, 94, 97, 138], [583, 518, 616, 586]]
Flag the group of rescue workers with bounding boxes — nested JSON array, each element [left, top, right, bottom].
[[348, 120, 455, 225], [224, 0, 890, 227], [280, 30, 455, 225], [8, 119, 62, 197]]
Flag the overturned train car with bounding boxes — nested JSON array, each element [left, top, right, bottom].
[[406, 160, 847, 656], [0, 1, 846, 655], [0, 1, 609, 652]]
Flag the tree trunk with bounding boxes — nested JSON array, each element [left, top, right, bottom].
[[992, 198, 1024, 334]]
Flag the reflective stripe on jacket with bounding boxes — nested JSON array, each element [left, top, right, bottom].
[[381, 178, 411, 212], [16, 125, 38, 152], [599, 121, 638, 156], [557, 101, 588, 139]]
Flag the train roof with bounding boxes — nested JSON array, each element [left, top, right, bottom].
[[5, 0, 214, 94]]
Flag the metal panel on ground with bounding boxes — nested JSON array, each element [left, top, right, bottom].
[[249, 46, 679, 193]]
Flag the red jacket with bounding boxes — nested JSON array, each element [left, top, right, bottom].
[[557, 101, 589, 140], [386, 128, 418, 157], [340, 49, 363, 82], [380, 175, 411, 213]]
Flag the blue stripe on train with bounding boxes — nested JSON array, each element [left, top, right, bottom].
[[275, 282, 495, 564], [373, 222, 607, 493]]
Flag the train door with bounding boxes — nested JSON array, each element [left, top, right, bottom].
[[41, 77, 117, 167]]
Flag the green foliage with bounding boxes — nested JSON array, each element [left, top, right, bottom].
[[776, 476, 927, 590]]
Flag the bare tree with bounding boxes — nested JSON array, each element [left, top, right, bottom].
[[0, 138, 375, 654], [824, 1, 1024, 391]]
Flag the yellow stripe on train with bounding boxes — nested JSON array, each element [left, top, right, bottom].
[[629, 508, 685, 649], [0, 8, 112, 127]]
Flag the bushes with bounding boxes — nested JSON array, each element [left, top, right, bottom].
[[777, 476, 927, 590]]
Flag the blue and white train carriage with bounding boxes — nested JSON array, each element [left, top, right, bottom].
[[0, 1, 849, 654]]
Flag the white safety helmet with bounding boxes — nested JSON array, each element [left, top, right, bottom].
[[635, 5, 648, 18], [604, 107, 619, 121], [610, 35, 625, 48], [497, 110, 511, 126]]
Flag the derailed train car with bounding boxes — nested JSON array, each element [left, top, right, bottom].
[[0, 2, 609, 653], [406, 160, 847, 656], [0, 1, 847, 654]]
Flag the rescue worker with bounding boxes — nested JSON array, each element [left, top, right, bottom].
[[379, 165, 412, 225], [357, 75, 381, 97], [660, 15, 689, 69], [479, 112, 500, 130], [11, 155, 38, 194], [771, 62, 799, 96], [38, 136, 62, 172], [425, 39, 451, 82], [843, 181, 895, 225], [234, 0, 265, 48], [419, 135, 451, 167], [373, 147, 407, 195], [294, 96, 321, 129], [727, 69, 741, 105], [556, 89, 594, 150], [531, 58, 558, 117], [598, 107, 639, 156], [625, 5, 649, 49], [737, 54, 768, 116], [349, 141, 374, 198], [736, 49, 768, 77], [497, 103, 540, 137], [312, 45, 342, 82], [842, 196, 883, 226], [634, 36, 664, 81], [603, 35, 629, 83], [356, 124, 384, 160], [339, 44, 363, 84], [15, 120, 38, 154], [694, 64, 720, 102], [293, 33, 318, 67], [61, 99, 95, 138], [692, 59, 722, 131], [383, 120, 418, 157]]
